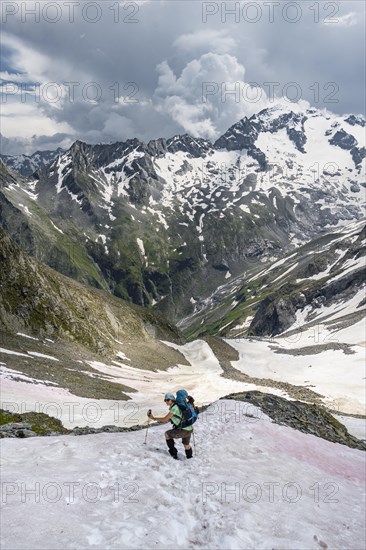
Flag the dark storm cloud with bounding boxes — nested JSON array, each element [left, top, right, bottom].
[[1, 0, 364, 154]]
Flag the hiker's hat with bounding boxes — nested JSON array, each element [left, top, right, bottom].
[[164, 393, 175, 401]]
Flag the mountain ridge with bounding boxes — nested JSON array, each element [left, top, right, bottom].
[[1, 104, 365, 322]]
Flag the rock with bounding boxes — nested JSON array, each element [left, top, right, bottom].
[[329, 129, 357, 150], [223, 391, 366, 451], [351, 146, 366, 168], [345, 115, 366, 127], [69, 424, 144, 436], [0, 422, 32, 431], [248, 293, 299, 336], [350, 183, 361, 193], [0, 422, 37, 438]]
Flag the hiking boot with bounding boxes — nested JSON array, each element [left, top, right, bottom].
[[167, 439, 178, 459], [185, 448, 193, 459]]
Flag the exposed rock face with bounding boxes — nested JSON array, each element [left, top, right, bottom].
[[249, 294, 300, 336], [345, 115, 366, 127], [328, 129, 366, 168], [224, 391, 366, 450], [351, 146, 366, 168], [0, 160, 18, 188], [329, 129, 357, 150], [215, 110, 308, 163], [248, 246, 365, 337], [214, 116, 266, 168]]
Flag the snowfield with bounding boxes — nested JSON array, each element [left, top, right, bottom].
[[228, 331, 366, 416], [0, 340, 285, 429], [1, 401, 365, 550], [1, 325, 365, 430]]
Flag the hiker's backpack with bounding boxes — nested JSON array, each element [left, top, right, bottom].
[[175, 389, 199, 428]]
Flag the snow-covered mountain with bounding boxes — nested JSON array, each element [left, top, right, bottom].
[[0, 148, 64, 177], [1, 105, 365, 321]]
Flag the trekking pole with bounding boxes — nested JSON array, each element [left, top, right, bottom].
[[143, 419, 150, 444], [143, 409, 151, 445], [192, 428, 197, 455]]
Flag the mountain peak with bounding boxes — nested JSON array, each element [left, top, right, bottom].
[[166, 133, 212, 156], [69, 139, 90, 152]]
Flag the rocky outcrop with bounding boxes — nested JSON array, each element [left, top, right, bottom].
[[248, 293, 301, 336], [329, 129, 357, 150], [0, 422, 37, 438], [351, 146, 366, 168], [329, 130, 365, 169], [345, 115, 366, 127], [223, 391, 366, 450], [214, 116, 267, 168]]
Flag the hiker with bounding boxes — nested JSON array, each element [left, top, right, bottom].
[[147, 392, 193, 460]]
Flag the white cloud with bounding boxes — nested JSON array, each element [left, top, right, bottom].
[[1, 101, 72, 139], [173, 30, 237, 55], [0, 71, 32, 83], [2, 33, 54, 84], [154, 53, 269, 140], [152, 50, 315, 141]]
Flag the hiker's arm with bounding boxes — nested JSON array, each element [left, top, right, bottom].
[[148, 412, 173, 423]]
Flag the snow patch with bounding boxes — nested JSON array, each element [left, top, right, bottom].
[[27, 352, 59, 362], [16, 333, 39, 341], [136, 238, 145, 256]]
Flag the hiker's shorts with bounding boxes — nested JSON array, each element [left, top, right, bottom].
[[165, 428, 192, 445]]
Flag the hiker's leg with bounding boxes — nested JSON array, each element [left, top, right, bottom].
[[184, 445, 192, 459], [164, 429, 178, 458], [182, 433, 191, 448], [167, 439, 178, 457], [182, 433, 193, 458], [164, 429, 192, 458]]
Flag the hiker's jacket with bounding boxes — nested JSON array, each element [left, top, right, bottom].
[[169, 404, 193, 431]]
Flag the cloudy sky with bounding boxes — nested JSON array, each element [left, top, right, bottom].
[[1, 0, 365, 154]]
